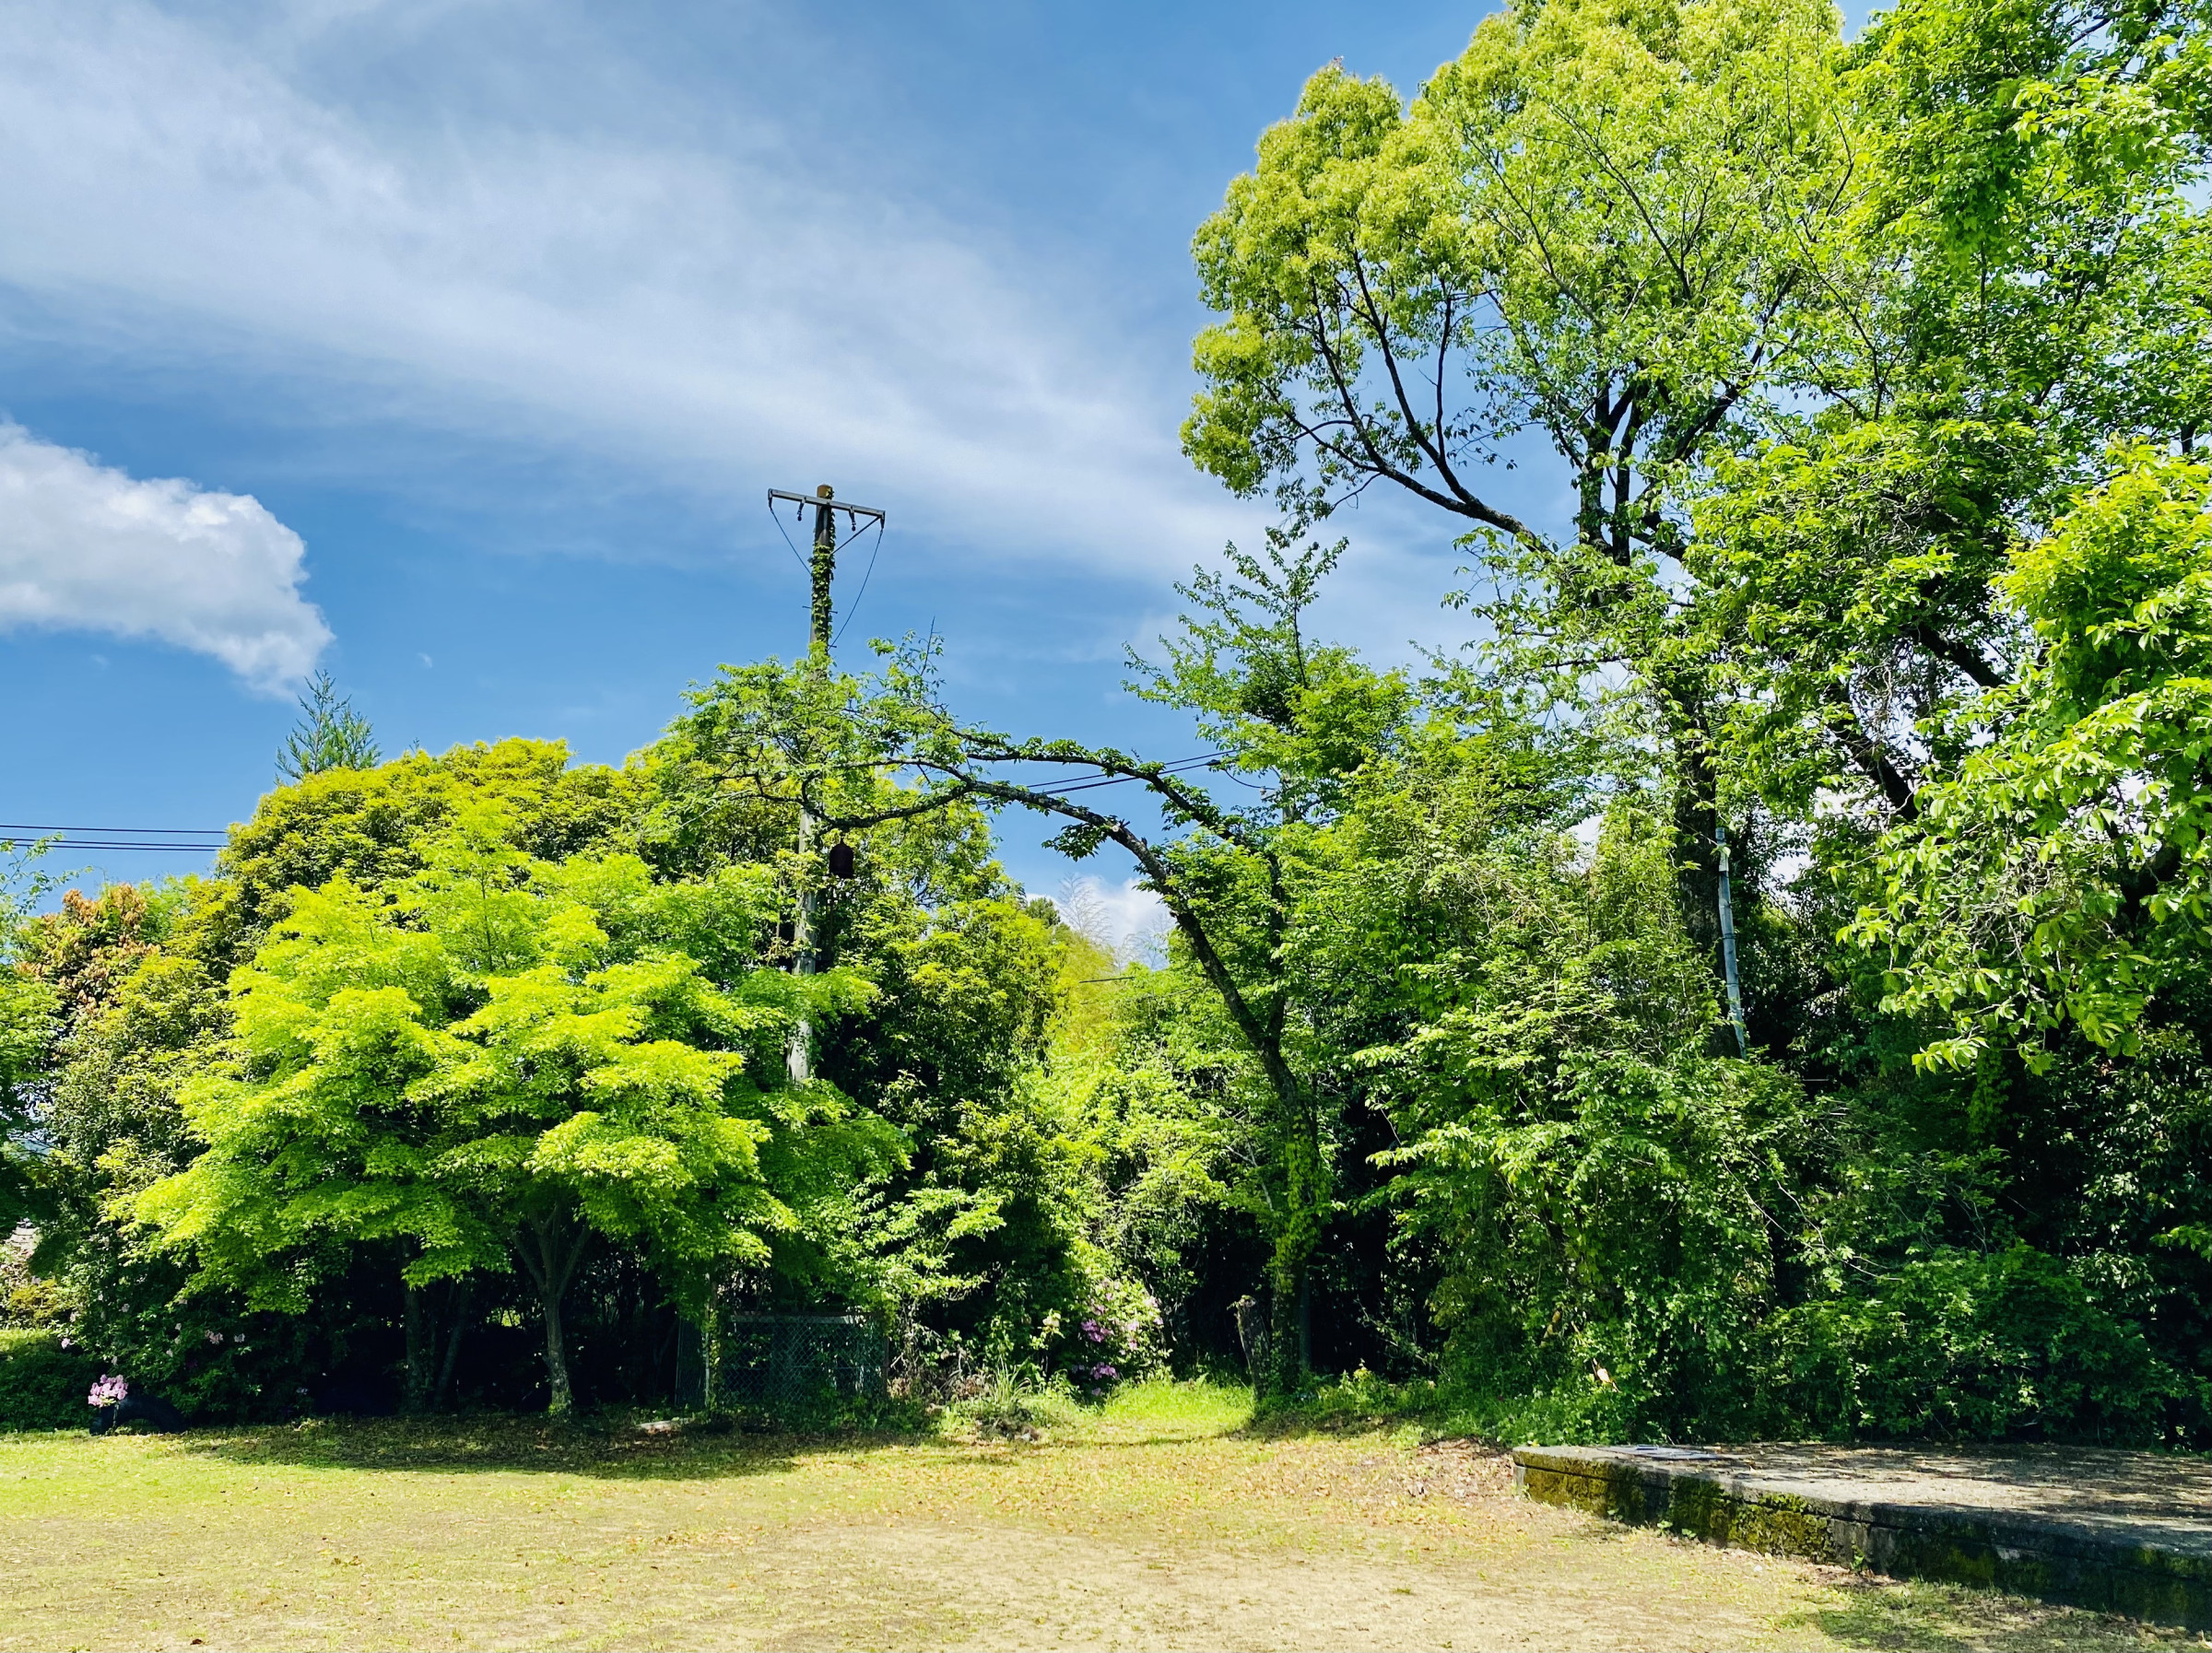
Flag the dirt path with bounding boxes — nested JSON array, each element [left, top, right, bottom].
[[0, 1407, 2197, 1650]]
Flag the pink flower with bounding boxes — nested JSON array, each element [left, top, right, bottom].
[[88, 1375, 128, 1409]]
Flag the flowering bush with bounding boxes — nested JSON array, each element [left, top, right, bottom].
[[62, 1279, 317, 1422], [1064, 1276, 1163, 1398], [88, 1373, 128, 1409], [0, 1330, 100, 1430]]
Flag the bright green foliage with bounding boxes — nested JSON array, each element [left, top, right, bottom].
[[1846, 0, 2212, 461], [1691, 418, 2026, 819], [206, 737, 640, 963], [1858, 451, 2212, 1067], [1, 883, 312, 1420], [1186, 0, 1850, 553], [1311, 743, 1808, 1435], [0, 1328, 100, 1430], [135, 820, 893, 1412], [0, 851, 62, 1237], [1693, 0, 2212, 825], [1184, 0, 1865, 999]]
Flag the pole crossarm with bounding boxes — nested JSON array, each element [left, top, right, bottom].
[[768, 488, 886, 526]]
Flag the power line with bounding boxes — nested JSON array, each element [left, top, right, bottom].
[[0, 822, 229, 854], [1013, 754, 1225, 799], [0, 755, 1240, 853], [0, 823, 226, 838], [2, 842, 227, 854], [830, 514, 888, 647]]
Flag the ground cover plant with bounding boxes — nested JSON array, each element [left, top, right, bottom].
[[6, 0, 2212, 1469], [0, 1380, 2194, 1651]]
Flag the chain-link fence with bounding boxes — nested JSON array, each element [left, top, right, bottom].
[[712, 1313, 885, 1416]]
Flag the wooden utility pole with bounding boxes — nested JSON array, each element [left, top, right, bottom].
[[766, 484, 885, 1084], [806, 486, 838, 660]]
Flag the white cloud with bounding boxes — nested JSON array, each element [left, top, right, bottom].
[[0, 423, 330, 692], [1057, 874, 1171, 967], [0, 1, 1253, 577]]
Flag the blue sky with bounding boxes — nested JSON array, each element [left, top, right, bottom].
[[0, 0, 1558, 921]]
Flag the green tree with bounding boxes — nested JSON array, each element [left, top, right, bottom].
[[1692, 0, 2212, 834], [1301, 733, 1808, 1434], [672, 539, 1416, 1392], [276, 671, 382, 783], [136, 819, 892, 1413], [1857, 449, 2212, 1070], [201, 737, 640, 970], [1183, 0, 1858, 946], [0, 844, 64, 1237]]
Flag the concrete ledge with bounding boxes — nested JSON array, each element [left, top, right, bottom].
[[1514, 1443, 2212, 1629]]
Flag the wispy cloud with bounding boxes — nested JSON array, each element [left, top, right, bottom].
[[0, 422, 330, 692], [1057, 874, 1170, 967], [0, 0, 1247, 574]]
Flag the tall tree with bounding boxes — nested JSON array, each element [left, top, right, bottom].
[[1183, 0, 1859, 951], [276, 671, 382, 783], [671, 540, 1415, 1392], [1694, 0, 2212, 835], [0, 846, 64, 1237]]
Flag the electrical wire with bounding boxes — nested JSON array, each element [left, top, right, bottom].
[[1006, 754, 1225, 799], [766, 498, 888, 649], [830, 514, 887, 647], [8, 844, 225, 853], [0, 823, 229, 853], [0, 823, 226, 838], [768, 498, 812, 572], [0, 756, 1235, 855]]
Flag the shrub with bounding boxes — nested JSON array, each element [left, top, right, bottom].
[[0, 1329, 101, 1431], [1062, 1275, 1165, 1398], [1761, 1245, 2210, 1445]]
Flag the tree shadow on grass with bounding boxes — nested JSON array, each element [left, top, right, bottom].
[[1228, 1407, 1466, 1447], [162, 1413, 899, 1483]]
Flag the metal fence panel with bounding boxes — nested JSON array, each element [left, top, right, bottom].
[[714, 1313, 885, 1414]]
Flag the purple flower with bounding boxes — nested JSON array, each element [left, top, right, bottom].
[[1091, 1364, 1117, 1380], [88, 1375, 128, 1409], [1081, 1319, 1105, 1342]]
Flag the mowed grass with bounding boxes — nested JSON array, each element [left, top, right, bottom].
[[0, 1379, 2199, 1652]]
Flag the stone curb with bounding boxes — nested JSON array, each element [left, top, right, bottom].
[[1513, 1444, 2212, 1630]]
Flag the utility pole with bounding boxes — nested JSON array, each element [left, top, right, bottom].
[[766, 484, 885, 1084], [1715, 824, 1748, 1057]]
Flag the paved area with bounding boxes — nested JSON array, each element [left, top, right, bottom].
[[1516, 1442, 2212, 1629]]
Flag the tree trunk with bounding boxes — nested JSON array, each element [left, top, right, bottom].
[[514, 1216, 589, 1416], [403, 1283, 429, 1414], [1262, 1099, 1326, 1400], [434, 1279, 474, 1412], [1658, 668, 1741, 1050], [540, 1282, 573, 1415]]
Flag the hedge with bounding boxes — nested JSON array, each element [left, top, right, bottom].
[[0, 1328, 101, 1431]]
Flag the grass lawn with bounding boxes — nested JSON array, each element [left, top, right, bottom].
[[0, 1379, 2199, 1651]]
